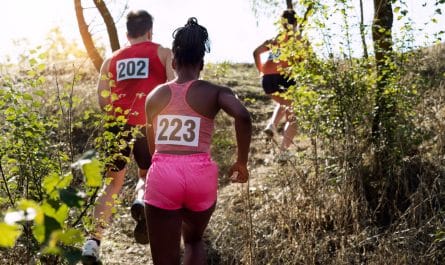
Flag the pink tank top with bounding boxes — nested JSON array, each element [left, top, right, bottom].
[[153, 80, 214, 153]]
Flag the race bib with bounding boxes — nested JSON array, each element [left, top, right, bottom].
[[155, 115, 201, 147], [116, 58, 149, 81], [267, 50, 281, 61]]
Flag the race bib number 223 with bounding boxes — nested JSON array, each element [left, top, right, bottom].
[[155, 115, 201, 147]]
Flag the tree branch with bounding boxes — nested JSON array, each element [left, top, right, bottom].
[[93, 0, 120, 52], [74, 0, 104, 72]]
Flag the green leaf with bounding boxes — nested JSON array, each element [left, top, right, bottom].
[[43, 172, 73, 198], [60, 188, 84, 208], [34, 90, 46, 97], [43, 173, 60, 196], [33, 223, 45, 243], [27, 70, 36, 77], [54, 204, 69, 226], [41, 202, 68, 227], [42, 215, 62, 243], [38, 52, 48, 60], [0, 223, 22, 247], [101, 89, 111, 98], [57, 229, 84, 245], [22, 93, 33, 101], [59, 172, 73, 189], [37, 63, 46, 72], [63, 247, 83, 265], [37, 76, 46, 84], [29, 58, 38, 66], [82, 158, 103, 187]]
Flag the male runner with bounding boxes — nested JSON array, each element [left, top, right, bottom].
[[81, 9, 174, 264]]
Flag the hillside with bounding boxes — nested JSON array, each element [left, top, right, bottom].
[[1, 53, 444, 264]]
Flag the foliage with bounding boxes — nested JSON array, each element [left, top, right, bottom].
[[272, 0, 444, 222], [202, 61, 231, 82], [0, 37, 153, 262], [206, 0, 445, 264], [0, 47, 104, 264]]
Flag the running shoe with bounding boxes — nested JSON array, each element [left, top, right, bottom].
[[81, 239, 101, 265], [131, 199, 149, 244]]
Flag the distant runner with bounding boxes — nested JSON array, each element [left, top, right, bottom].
[[144, 17, 252, 264], [253, 9, 299, 157]]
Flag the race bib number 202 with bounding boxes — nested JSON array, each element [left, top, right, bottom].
[[155, 115, 201, 147], [116, 58, 149, 81]]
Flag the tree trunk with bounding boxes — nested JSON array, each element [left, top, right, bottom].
[[359, 0, 368, 59], [370, 0, 395, 227], [93, 0, 120, 52], [371, 0, 393, 142], [74, 0, 103, 72], [286, 0, 293, 9]]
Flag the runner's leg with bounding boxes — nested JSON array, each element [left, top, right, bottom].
[[282, 120, 298, 150], [133, 126, 151, 202], [269, 103, 285, 128], [271, 94, 297, 151], [182, 204, 216, 265], [132, 127, 151, 244], [135, 168, 147, 201], [145, 204, 182, 265], [92, 168, 127, 239]]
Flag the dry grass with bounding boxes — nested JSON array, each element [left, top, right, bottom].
[[202, 58, 445, 264]]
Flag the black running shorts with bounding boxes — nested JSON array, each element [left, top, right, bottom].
[[106, 124, 151, 171], [261, 74, 296, 94]]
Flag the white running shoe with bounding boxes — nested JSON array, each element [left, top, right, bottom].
[[81, 239, 100, 264]]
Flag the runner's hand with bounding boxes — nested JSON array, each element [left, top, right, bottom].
[[228, 162, 249, 183]]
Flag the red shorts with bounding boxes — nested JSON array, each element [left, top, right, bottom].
[[144, 153, 218, 211]]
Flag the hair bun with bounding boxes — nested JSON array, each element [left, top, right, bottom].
[[186, 17, 198, 26]]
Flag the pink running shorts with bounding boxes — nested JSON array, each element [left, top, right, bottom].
[[144, 153, 218, 211]]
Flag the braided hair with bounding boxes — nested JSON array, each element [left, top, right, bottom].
[[172, 17, 210, 67]]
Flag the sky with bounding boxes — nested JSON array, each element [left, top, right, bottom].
[[0, 0, 277, 63], [0, 0, 443, 63]]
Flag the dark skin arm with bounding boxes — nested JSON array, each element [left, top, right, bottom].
[[145, 84, 171, 156], [217, 86, 252, 183]]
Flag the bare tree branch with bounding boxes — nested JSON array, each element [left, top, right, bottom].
[[359, 0, 369, 58], [74, 0, 103, 72], [93, 0, 120, 52]]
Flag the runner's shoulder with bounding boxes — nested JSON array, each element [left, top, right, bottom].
[[157, 45, 172, 54], [196, 80, 235, 97]]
